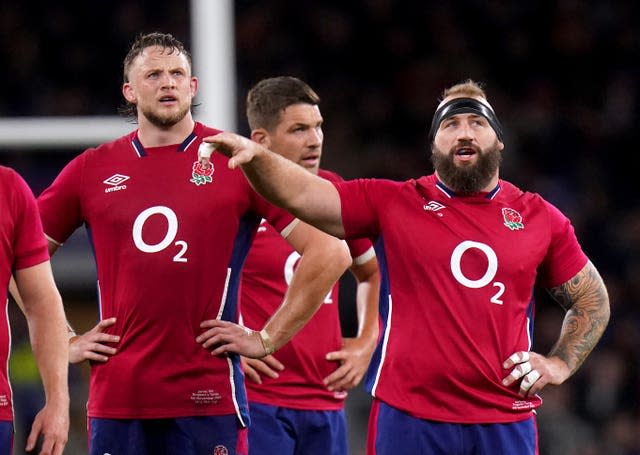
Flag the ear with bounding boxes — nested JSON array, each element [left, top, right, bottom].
[[190, 76, 199, 98], [122, 82, 136, 104], [497, 140, 505, 151], [251, 129, 270, 147]]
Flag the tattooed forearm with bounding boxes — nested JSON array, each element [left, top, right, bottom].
[[546, 261, 610, 375]]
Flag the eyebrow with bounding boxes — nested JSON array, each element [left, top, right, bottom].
[[442, 113, 486, 121]]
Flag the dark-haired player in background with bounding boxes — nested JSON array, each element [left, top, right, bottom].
[[239, 76, 379, 455]]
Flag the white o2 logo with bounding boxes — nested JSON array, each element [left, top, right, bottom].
[[450, 240, 504, 305], [132, 206, 188, 262], [284, 252, 333, 304]]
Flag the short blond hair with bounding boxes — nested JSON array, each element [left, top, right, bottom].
[[441, 79, 487, 102]]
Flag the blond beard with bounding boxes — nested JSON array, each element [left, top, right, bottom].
[[140, 103, 191, 128]]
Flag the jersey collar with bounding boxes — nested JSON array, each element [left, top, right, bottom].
[[130, 124, 201, 158], [435, 177, 501, 200]]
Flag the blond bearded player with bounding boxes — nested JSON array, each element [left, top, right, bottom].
[[37, 32, 350, 455]]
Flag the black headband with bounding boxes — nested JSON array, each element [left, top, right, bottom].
[[428, 97, 503, 142]]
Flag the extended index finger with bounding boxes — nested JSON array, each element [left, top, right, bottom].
[[203, 133, 238, 157]]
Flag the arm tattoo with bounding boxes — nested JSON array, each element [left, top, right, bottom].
[[546, 261, 610, 375]]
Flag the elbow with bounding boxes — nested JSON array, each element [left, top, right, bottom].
[[331, 239, 352, 273]]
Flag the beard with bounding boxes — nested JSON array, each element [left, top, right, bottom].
[[431, 140, 502, 194], [140, 102, 191, 128]]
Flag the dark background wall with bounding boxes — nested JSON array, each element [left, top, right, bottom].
[[1, 1, 638, 453]]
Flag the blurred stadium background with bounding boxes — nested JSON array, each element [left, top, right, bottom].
[[1, 1, 638, 453]]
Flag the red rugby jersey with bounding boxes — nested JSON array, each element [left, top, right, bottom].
[[0, 167, 50, 421], [336, 173, 587, 423], [38, 123, 294, 423]]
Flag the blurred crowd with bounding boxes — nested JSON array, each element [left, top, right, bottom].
[[0, 1, 638, 453]]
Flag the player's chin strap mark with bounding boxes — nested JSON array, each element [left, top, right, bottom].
[[428, 97, 504, 142]]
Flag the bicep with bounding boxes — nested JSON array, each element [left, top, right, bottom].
[[14, 261, 59, 311], [546, 260, 608, 312], [291, 179, 345, 238]]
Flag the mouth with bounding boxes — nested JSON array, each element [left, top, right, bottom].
[[453, 146, 478, 162], [301, 154, 320, 167], [158, 95, 178, 105]]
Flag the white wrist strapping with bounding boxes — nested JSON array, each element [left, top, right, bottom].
[[259, 329, 275, 356]]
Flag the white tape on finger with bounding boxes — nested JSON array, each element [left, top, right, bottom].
[[520, 370, 541, 391], [512, 361, 532, 380], [508, 351, 530, 365]]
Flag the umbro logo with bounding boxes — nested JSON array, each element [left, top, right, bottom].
[[103, 174, 129, 193], [104, 174, 129, 186], [423, 200, 446, 217], [423, 201, 445, 212]]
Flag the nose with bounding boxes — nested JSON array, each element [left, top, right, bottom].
[[308, 127, 323, 147], [159, 72, 176, 88], [455, 121, 474, 140]]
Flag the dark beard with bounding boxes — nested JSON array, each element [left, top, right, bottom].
[[141, 104, 190, 128], [431, 141, 502, 194]]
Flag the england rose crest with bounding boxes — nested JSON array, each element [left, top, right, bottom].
[[213, 445, 229, 455], [190, 160, 214, 186], [502, 207, 524, 230]]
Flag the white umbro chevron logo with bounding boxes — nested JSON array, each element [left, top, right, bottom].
[[103, 174, 130, 186], [103, 174, 129, 193], [423, 200, 445, 212]]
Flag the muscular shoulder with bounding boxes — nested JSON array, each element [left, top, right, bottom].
[[0, 166, 30, 200], [200, 124, 224, 137], [497, 179, 551, 208], [0, 165, 17, 185], [0, 167, 23, 213], [82, 132, 137, 162]]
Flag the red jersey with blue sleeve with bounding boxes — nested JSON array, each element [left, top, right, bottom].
[[240, 169, 373, 410], [0, 166, 50, 422], [37, 123, 294, 424], [334, 173, 588, 424]]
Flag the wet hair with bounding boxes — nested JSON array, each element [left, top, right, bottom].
[[118, 32, 192, 121], [246, 76, 320, 132]]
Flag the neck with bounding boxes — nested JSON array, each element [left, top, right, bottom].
[[136, 114, 196, 147]]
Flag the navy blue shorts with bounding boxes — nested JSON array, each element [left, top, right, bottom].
[[0, 421, 12, 455], [248, 402, 347, 455], [89, 415, 248, 455], [367, 399, 538, 455]]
